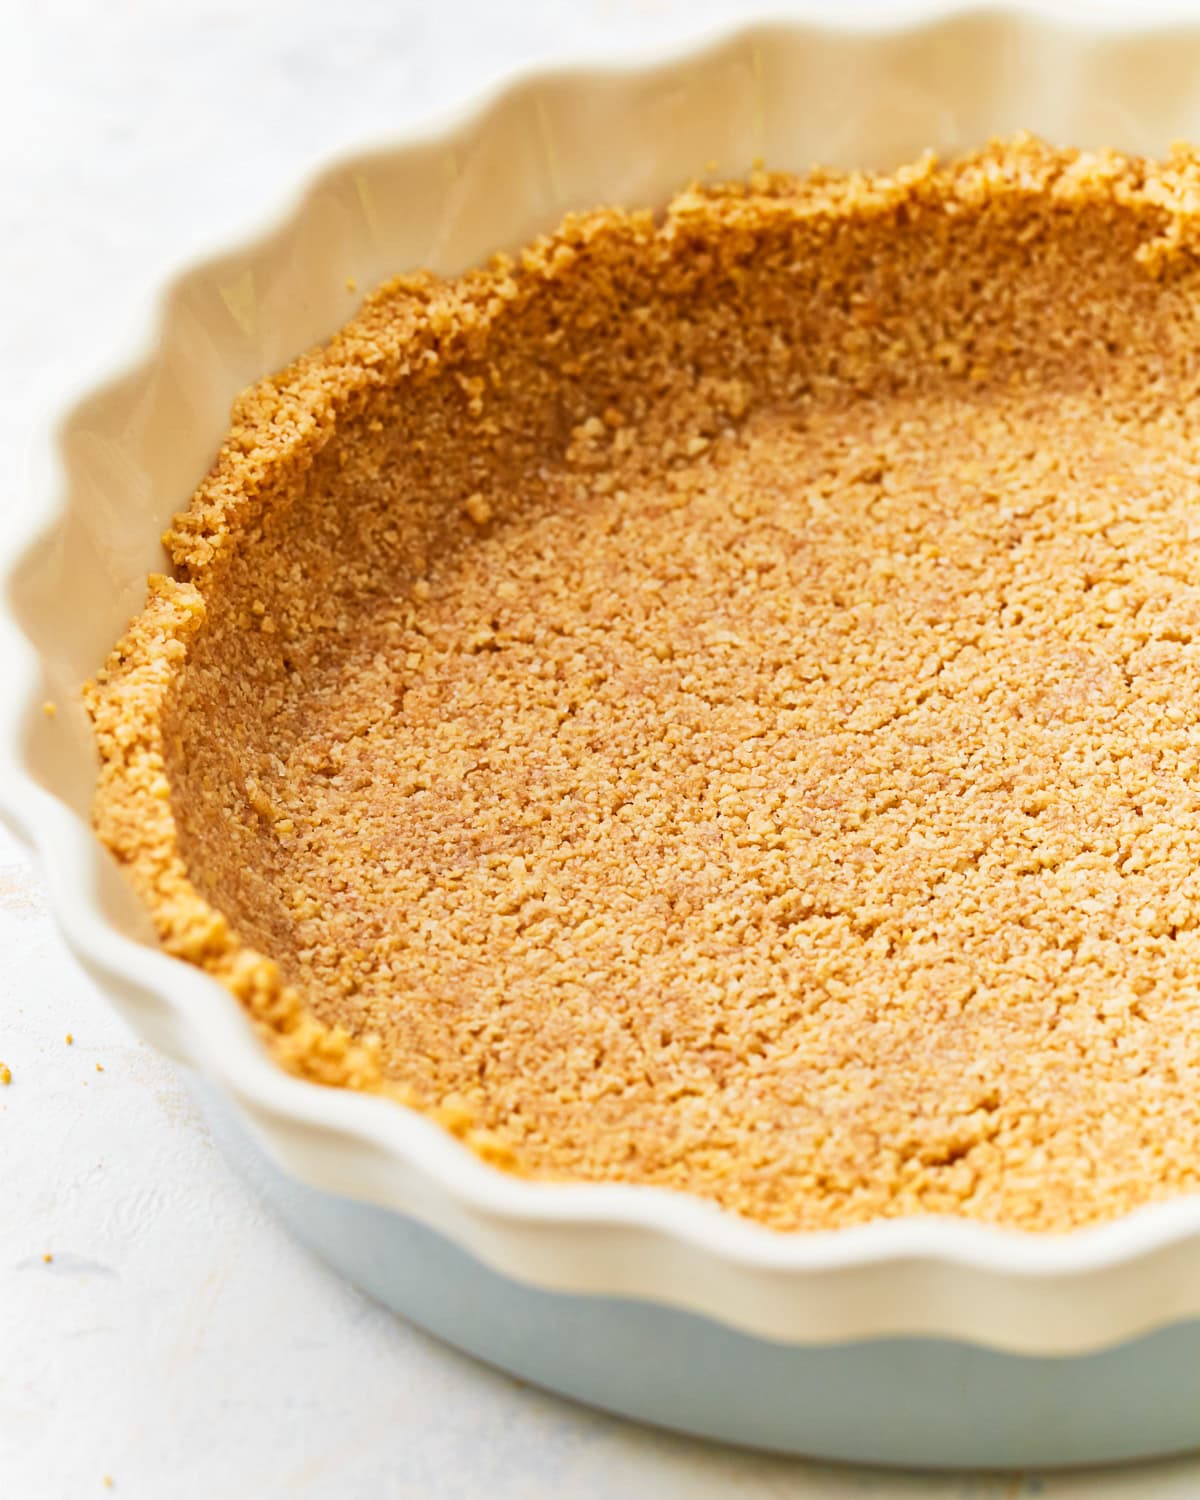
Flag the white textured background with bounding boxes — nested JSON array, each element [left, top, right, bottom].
[[7, 2, 1200, 1496]]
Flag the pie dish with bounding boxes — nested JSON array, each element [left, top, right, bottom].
[[12, 6, 1200, 1468]]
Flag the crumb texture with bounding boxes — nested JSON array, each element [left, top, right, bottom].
[[87, 139, 1200, 1230]]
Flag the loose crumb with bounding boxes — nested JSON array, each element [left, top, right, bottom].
[[463, 492, 492, 527], [65, 1033, 73, 1045], [84, 139, 1200, 1233], [345, 277, 357, 293], [95, 1063, 103, 1073], [41, 700, 57, 718], [43, 1252, 52, 1264], [0, 1063, 12, 1086]]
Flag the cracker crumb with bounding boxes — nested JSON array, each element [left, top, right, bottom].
[[0, 1064, 11, 1086], [463, 492, 492, 527], [42, 701, 57, 718]]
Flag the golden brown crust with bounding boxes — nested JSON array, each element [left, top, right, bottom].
[[86, 137, 1200, 1227]]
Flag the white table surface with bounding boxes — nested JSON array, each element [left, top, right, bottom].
[[8, 2, 1200, 1495]]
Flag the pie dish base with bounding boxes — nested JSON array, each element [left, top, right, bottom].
[[201, 1078, 1200, 1467]]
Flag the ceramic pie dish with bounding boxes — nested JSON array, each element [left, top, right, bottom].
[[9, 4, 1200, 1468]]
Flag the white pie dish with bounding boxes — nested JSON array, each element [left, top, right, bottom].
[[8, 3, 1200, 1466]]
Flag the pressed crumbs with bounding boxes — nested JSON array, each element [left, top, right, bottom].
[[86, 138, 1200, 1231]]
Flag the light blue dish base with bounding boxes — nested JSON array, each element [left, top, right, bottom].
[[199, 1082, 1200, 1470]]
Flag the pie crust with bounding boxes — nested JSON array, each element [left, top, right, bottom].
[[88, 139, 1200, 1230]]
